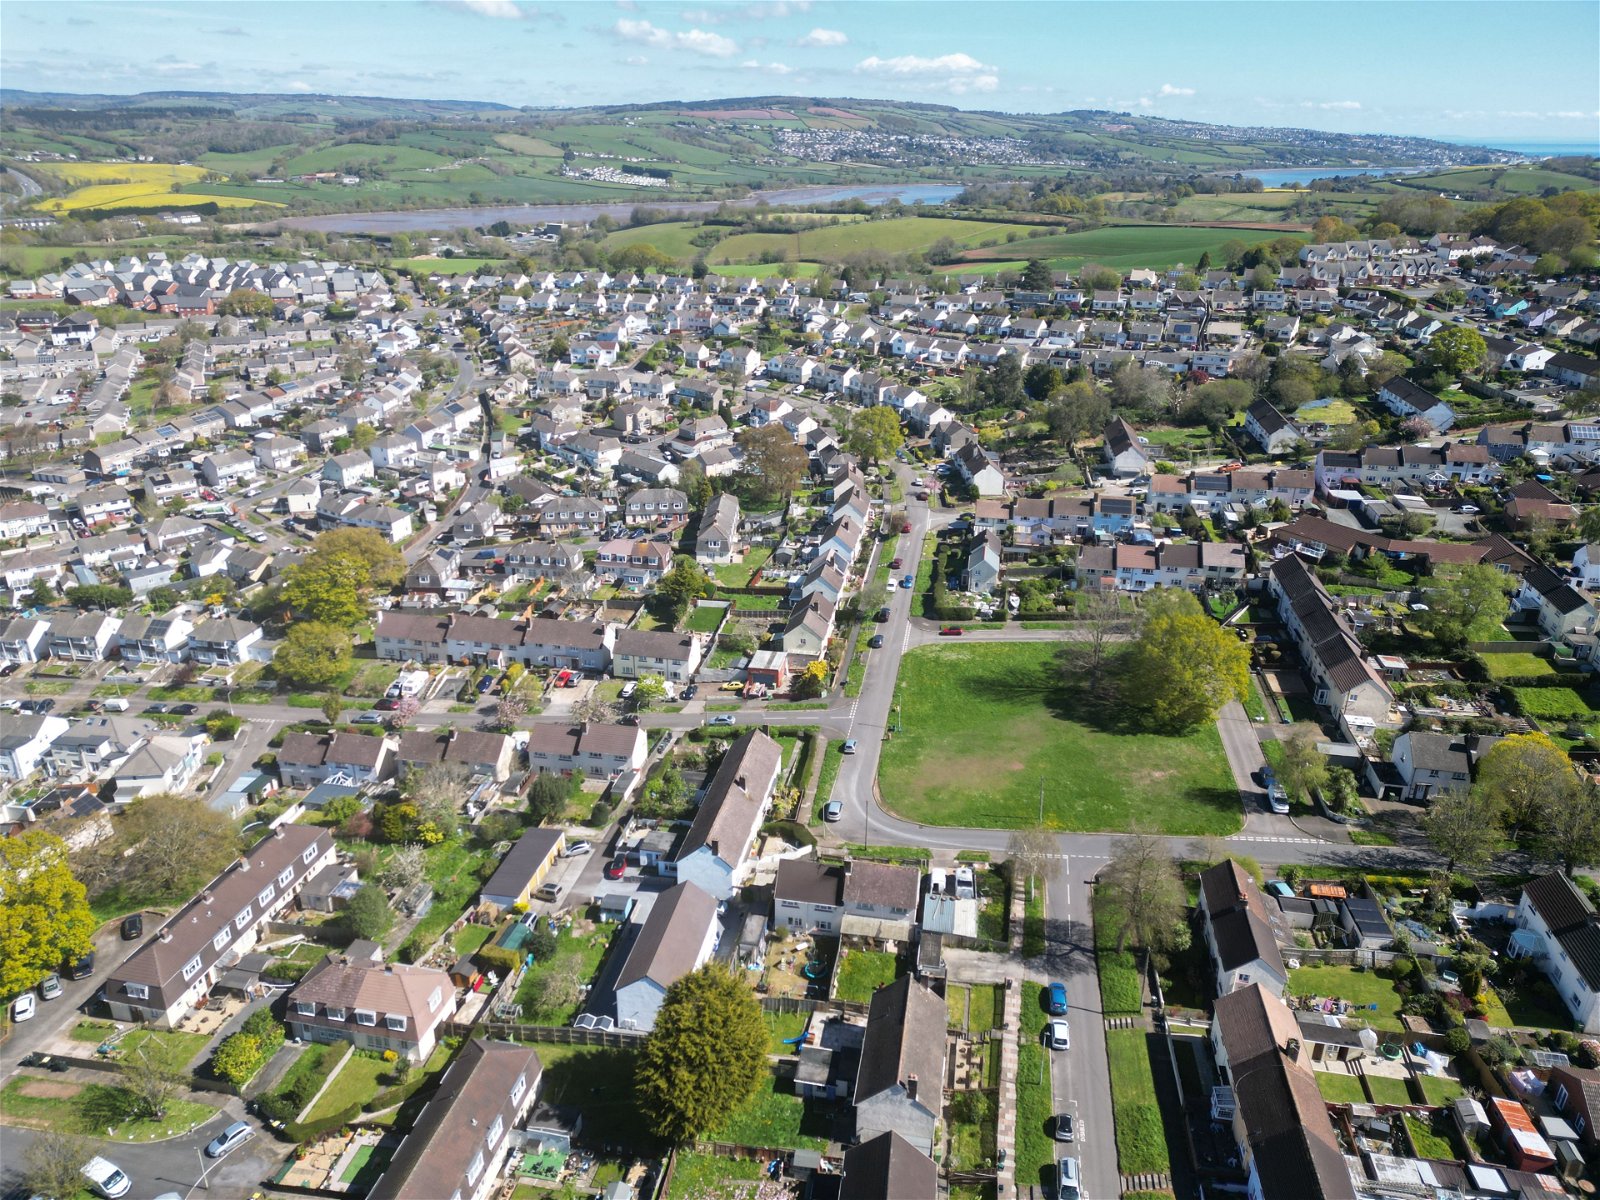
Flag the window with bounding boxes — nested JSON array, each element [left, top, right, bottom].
[[511, 1073, 527, 1106], [125, 982, 149, 1000], [302, 845, 318, 865], [428, 986, 442, 1013], [295, 1001, 316, 1017], [235, 905, 252, 931], [326, 1006, 346, 1022], [355, 1009, 377, 1026], [278, 866, 294, 888], [385, 1014, 407, 1032], [257, 884, 276, 908], [213, 926, 231, 952], [487, 1114, 505, 1148], [466, 1151, 485, 1187], [181, 956, 203, 981]]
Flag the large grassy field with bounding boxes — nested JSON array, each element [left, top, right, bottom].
[[956, 224, 1309, 272], [877, 643, 1241, 833], [708, 215, 1047, 265]]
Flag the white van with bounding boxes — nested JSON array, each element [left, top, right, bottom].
[[82, 1155, 132, 1199], [102, 698, 130, 712]]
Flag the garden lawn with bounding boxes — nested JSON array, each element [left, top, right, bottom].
[[1480, 652, 1554, 680], [1419, 1075, 1467, 1105], [0, 1075, 214, 1142], [762, 1009, 808, 1054], [878, 644, 1240, 833], [811, 739, 845, 815], [684, 604, 726, 634], [667, 1152, 765, 1199], [305, 1053, 392, 1124], [1016, 983, 1054, 1195], [520, 1042, 640, 1148], [515, 924, 614, 1024], [1287, 964, 1406, 1031], [708, 1070, 827, 1150], [1509, 686, 1596, 721], [1406, 1113, 1456, 1159], [1314, 1071, 1369, 1104], [1106, 1029, 1171, 1177], [835, 948, 899, 1002], [1095, 891, 1144, 1016], [117, 1028, 210, 1074], [451, 924, 493, 957], [1367, 1075, 1414, 1106]]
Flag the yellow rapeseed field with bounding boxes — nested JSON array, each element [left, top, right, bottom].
[[34, 161, 282, 212]]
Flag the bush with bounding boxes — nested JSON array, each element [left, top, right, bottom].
[[476, 942, 519, 977], [1443, 1027, 1471, 1056]]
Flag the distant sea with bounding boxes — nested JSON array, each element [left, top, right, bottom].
[[1439, 138, 1598, 156]]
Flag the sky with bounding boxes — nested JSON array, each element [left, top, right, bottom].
[[4, 0, 1598, 147]]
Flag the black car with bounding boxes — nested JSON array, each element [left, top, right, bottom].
[[682, 683, 699, 700], [145, 703, 168, 714], [874, 607, 891, 623], [34, 698, 55, 713], [121, 913, 143, 941], [867, 634, 885, 649], [171, 703, 198, 716], [65, 951, 95, 980]]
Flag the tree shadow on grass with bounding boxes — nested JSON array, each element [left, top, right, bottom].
[[75, 1084, 143, 1130], [538, 1047, 649, 1152]]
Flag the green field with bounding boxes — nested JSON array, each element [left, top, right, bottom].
[[1398, 164, 1600, 196], [957, 224, 1310, 272], [709, 215, 1047, 265], [1106, 1029, 1173, 1177], [1480, 651, 1555, 680], [877, 643, 1241, 833]]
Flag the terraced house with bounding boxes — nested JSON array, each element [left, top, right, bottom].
[[1267, 553, 1395, 728]]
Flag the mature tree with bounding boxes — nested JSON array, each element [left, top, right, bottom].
[[122, 1046, 185, 1119], [1426, 325, 1487, 376], [843, 406, 905, 467], [345, 883, 395, 941], [1536, 783, 1600, 876], [735, 425, 808, 502], [654, 556, 713, 626], [66, 583, 133, 610], [1100, 830, 1187, 955], [632, 674, 668, 712], [22, 1130, 89, 1200], [1064, 589, 1131, 697], [320, 692, 345, 725], [676, 456, 713, 509], [99, 792, 239, 901], [1576, 504, 1600, 547], [495, 693, 528, 729], [313, 527, 407, 589], [1421, 788, 1504, 874], [792, 659, 829, 699], [1021, 258, 1053, 291], [379, 844, 429, 893], [1473, 732, 1579, 842], [404, 763, 470, 839], [636, 963, 767, 1143], [281, 553, 368, 627], [524, 956, 585, 1019], [1007, 826, 1059, 888], [1278, 723, 1329, 804], [1045, 379, 1110, 447], [273, 621, 354, 689], [0, 830, 95, 997], [1413, 564, 1509, 650], [527, 771, 571, 826], [1121, 590, 1249, 732]]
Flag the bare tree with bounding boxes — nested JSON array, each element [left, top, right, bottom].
[[1100, 830, 1186, 956], [524, 957, 585, 1019], [1069, 589, 1132, 696], [404, 762, 471, 837], [379, 844, 429, 893], [1007, 826, 1060, 888], [24, 1129, 88, 1199], [122, 1046, 184, 1120]]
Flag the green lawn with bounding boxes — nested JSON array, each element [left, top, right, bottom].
[[1022, 876, 1046, 958], [1287, 964, 1407, 1031], [948, 1088, 999, 1171], [878, 644, 1240, 833], [1406, 1113, 1456, 1159], [811, 739, 845, 814], [667, 1151, 765, 1199], [514, 924, 615, 1023], [707, 1070, 827, 1151], [305, 1052, 394, 1123], [0, 1075, 215, 1143], [1016, 983, 1054, 1195], [1314, 1071, 1369, 1104], [684, 604, 727, 634], [451, 923, 494, 957], [1095, 891, 1144, 1016], [518, 1042, 641, 1148], [116, 1028, 210, 1074], [956, 223, 1306, 273], [1367, 1075, 1414, 1105], [834, 948, 899, 1002], [1105, 1029, 1172, 1177], [1480, 651, 1555, 680], [948, 982, 1003, 1033], [1419, 1074, 1467, 1106], [762, 1009, 809, 1055]]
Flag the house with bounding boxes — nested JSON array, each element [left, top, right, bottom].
[[854, 975, 948, 1156], [611, 628, 701, 682], [103, 825, 337, 1027], [478, 828, 566, 912], [1386, 731, 1497, 803], [965, 531, 1002, 595], [1243, 399, 1303, 456], [839, 1132, 939, 1200], [0, 714, 70, 780], [1197, 860, 1288, 998], [781, 595, 836, 660], [323, 451, 375, 488], [593, 538, 672, 588], [1103, 416, 1150, 478], [951, 442, 1006, 497], [199, 451, 258, 489], [1512, 873, 1600, 1034], [771, 859, 920, 938], [0, 617, 50, 663], [1376, 378, 1457, 432], [277, 731, 395, 790], [524, 723, 646, 779], [367, 1038, 542, 1200], [623, 487, 688, 527], [1505, 480, 1578, 527], [1210, 984, 1356, 1200], [288, 959, 457, 1063], [110, 731, 208, 800], [695, 493, 741, 565], [671, 730, 782, 900], [1548, 1064, 1600, 1148], [1515, 565, 1596, 640], [396, 728, 514, 783], [614, 881, 720, 1031], [48, 612, 122, 661], [1267, 554, 1394, 726], [186, 616, 265, 665]]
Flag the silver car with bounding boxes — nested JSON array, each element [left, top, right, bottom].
[[38, 973, 63, 1001], [205, 1120, 253, 1158]]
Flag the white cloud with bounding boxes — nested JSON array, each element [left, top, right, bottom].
[[798, 27, 847, 46], [1550, 110, 1586, 119], [740, 58, 793, 75], [449, 0, 523, 17], [1157, 84, 1195, 97], [613, 17, 739, 57], [1303, 100, 1362, 111], [287, 80, 313, 92], [682, 0, 808, 22], [152, 59, 202, 73], [856, 51, 993, 77], [625, 54, 648, 65]]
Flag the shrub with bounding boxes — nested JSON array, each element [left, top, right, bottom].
[[1443, 1027, 1471, 1056], [477, 943, 519, 978]]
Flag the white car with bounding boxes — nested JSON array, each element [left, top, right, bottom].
[[1046, 1017, 1071, 1051], [82, 1156, 132, 1199], [12, 992, 37, 1021], [841, 739, 858, 754]]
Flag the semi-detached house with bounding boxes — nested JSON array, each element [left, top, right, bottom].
[[104, 825, 337, 1028], [288, 959, 457, 1063], [524, 722, 646, 779], [610, 628, 701, 682], [671, 730, 782, 901], [614, 881, 720, 1032], [1513, 873, 1600, 1034], [278, 731, 396, 790], [374, 610, 614, 673]]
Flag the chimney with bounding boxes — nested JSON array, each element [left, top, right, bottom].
[[200, 890, 214, 904], [1286, 1038, 1301, 1063], [158, 929, 172, 944], [906, 1073, 918, 1101]]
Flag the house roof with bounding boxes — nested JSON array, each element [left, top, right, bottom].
[[854, 974, 947, 1107], [840, 1131, 939, 1200], [1200, 860, 1288, 979], [843, 861, 921, 913], [1524, 873, 1600, 991], [677, 730, 782, 866], [615, 880, 718, 992], [396, 727, 509, 769], [290, 959, 448, 1026], [480, 828, 564, 903], [774, 859, 841, 907]]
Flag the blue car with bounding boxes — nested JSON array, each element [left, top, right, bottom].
[[901, 574, 915, 589], [1047, 981, 1068, 1015]]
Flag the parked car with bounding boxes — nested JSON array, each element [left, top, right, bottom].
[[1052, 1112, 1076, 1142], [822, 800, 844, 822], [121, 913, 143, 941], [170, 703, 197, 716], [900, 522, 912, 534], [12, 992, 36, 1022], [66, 951, 95, 980], [38, 973, 62, 1001], [868, 635, 885, 649], [1453, 503, 1480, 514], [1047, 981, 1068, 1015], [682, 683, 698, 700], [1056, 1155, 1080, 1200], [889, 557, 903, 570], [841, 739, 858, 754], [476, 676, 494, 693], [1046, 1018, 1071, 1051], [81, 1156, 132, 1199], [205, 1120, 253, 1159], [355, 711, 383, 725], [375, 698, 401, 711], [874, 607, 891, 622], [939, 626, 965, 636], [708, 714, 737, 726], [604, 856, 627, 880], [564, 841, 592, 858], [901, 574, 915, 589]]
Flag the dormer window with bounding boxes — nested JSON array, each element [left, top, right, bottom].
[[385, 1014, 407, 1032], [326, 1005, 346, 1022], [355, 1009, 376, 1026], [294, 1001, 316, 1017], [213, 926, 231, 952], [278, 866, 293, 888], [234, 905, 252, 931], [257, 884, 275, 909], [181, 956, 203, 981], [302, 845, 318, 865]]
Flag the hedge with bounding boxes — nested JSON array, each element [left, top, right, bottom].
[[761, 819, 816, 848], [1497, 673, 1590, 689], [284, 1099, 365, 1144]]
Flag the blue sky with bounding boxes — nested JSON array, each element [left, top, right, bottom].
[[4, 0, 1598, 146]]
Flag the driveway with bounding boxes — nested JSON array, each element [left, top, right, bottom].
[[1, 919, 142, 1086]]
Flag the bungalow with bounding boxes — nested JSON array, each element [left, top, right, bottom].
[[614, 881, 720, 1032], [671, 730, 782, 901], [1103, 416, 1150, 478], [853, 975, 948, 1156], [1512, 873, 1600, 1034], [288, 960, 456, 1063], [103, 825, 337, 1028], [478, 827, 566, 912]]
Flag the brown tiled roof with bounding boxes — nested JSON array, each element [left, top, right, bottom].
[[840, 1131, 939, 1199], [678, 730, 782, 865], [615, 881, 718, 991], [855, 975, 946, 1107], [291, 960, 450, 1029], [774, 859, 841, 907]]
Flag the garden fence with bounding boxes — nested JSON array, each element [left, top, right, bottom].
[[466, 1020, 646, 1047]]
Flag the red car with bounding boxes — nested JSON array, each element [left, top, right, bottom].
[[603, 856, 627, 880], [939, 626, 965, 637], [889, 557, 903, 570], [900, 522, 912, 534]]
